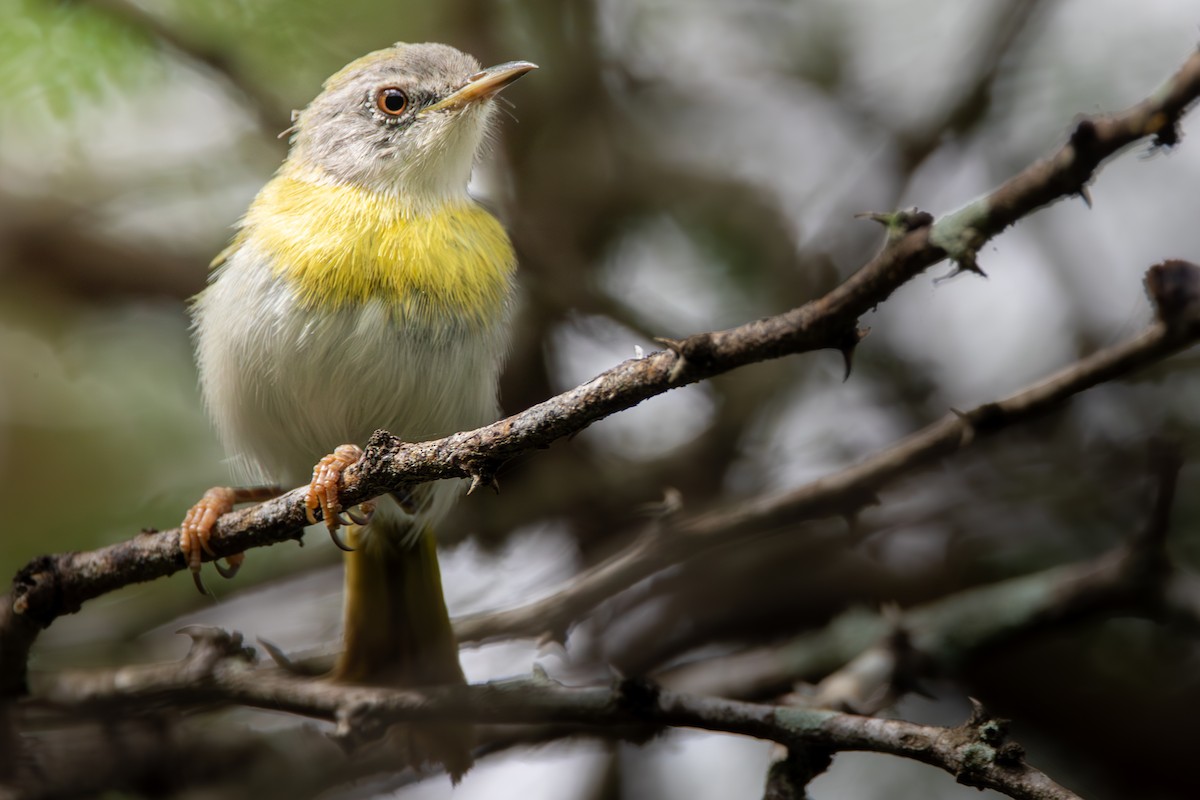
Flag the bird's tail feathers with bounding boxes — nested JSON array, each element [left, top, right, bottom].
[[332, 520, 473, 781]]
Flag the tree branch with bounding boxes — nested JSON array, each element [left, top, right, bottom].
[[4, 49, 1200, 696], [664, 449, 1184, 707], [454, 270, 1200, 646], [28, 628, 1082, 800]]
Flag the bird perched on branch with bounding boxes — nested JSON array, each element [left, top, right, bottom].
[[178, 42, 536, 779]]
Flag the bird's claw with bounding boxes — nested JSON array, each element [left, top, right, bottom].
[[180, 487, 239, 595], [329, 528, 356, 552], [178, 486, 280, 594], [305, 444, 366, 549], [214, 552, 245, 579], [344, 500, 376, 526]]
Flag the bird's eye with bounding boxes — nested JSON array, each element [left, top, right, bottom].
[[375, 87, 408, 116]]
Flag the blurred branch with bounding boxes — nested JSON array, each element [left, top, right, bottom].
[[4, 44, 1200, 692], [3, 711, 352, 800], [68, 0, 289, 136], [891, 0, 1046, 174], [665, 448, 1185, 706], [763, 746, 831, 800], [0, 191, 204, 301], [25, 627, 1082, 800], [455, 268, 1200, 646]]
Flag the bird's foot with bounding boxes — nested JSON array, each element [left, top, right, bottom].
[[180, 486, 281, 594], [305, 444, 368, 550]]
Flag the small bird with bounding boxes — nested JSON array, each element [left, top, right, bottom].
[[179, 42, 536, 779]]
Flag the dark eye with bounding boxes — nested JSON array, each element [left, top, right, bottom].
[[375, 87, 408, 116]]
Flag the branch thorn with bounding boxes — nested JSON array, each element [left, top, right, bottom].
[[949, 408, 976, 446], [855, 207, 934, 243], [655, 337, 689, 383], [468, 472, 500, 496], [836, 326, 870, 381]]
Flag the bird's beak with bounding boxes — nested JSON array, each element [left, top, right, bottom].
[[420, 61, 538, 115]]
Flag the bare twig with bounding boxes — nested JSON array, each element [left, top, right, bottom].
[[28, 628, 1082, 800]]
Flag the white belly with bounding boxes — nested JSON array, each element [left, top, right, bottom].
[[192, 241, 511, 527]]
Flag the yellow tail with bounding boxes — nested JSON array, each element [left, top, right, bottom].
[[333, 522, 473, 780]]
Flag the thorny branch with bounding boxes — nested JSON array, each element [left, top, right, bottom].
[[25, 627, 1082, 800], [453, 282, 1200, 646], [18, 483, 1189, 800]]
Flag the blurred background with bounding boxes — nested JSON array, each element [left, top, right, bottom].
[[4, 0, 1200, 798]]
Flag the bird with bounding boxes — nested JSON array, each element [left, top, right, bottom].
[[177, 42, 536, 780]]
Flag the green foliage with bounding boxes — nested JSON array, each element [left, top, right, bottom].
[[0, 0, 159, 121]]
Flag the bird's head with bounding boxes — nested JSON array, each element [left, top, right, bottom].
[[288, 42, 536, 204]]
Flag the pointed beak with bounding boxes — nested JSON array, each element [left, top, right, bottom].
[[420, 60, 538, 115]]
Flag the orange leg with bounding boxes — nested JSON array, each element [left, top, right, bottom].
[[305, 444, 375, 550], [180, 485, 281, 594]]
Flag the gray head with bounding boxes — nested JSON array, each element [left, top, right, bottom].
[[289, 43, 536, 202]]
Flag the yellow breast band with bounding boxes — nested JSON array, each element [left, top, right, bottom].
[[230, 168, 516, 326]]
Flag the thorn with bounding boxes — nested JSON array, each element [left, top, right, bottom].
[[837, 327, 870, 381], [655, 337, 688, 383], [855, 210, 895, 228], [177, 624, 229, 644], [949, 407, 976, 446], [468, 472, 500, 496], [636, 486, 684, 518], [660, 486, 683, 515], [1077, 185, 1093, 208], [530, 662, 565, 686], [936, 254, 987, 283], [855, 208, 933, 242], [258, 637, 297, 671], [966, 696, 989, 726], [655, 336, 684, 354]]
